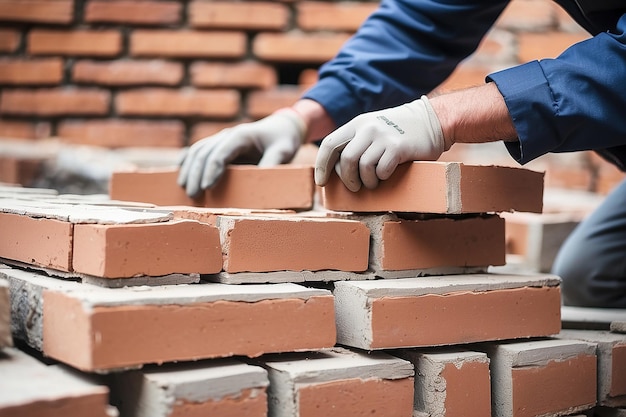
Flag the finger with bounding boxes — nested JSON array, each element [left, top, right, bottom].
[[200, 133, 251, 189], [359, 140, 386, 189], [338, 129, 375, 192], [314, 124, 355, 186], [183, 139, 220, 197], [258, 140, 294, 167], [376, 148, 403, 181]]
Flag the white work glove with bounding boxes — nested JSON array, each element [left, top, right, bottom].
[[315, 95, 447, 192], [178, 109, 306, 197]]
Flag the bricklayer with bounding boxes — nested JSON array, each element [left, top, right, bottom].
[[4, 268, 336, 372]]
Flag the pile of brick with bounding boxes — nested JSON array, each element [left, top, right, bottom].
[[1, 161, 625, 417]]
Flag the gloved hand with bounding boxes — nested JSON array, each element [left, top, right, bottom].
[[314, 95, 449, 192], [178, 108, 306, 197]]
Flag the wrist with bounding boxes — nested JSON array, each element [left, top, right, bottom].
[[291, 99, 337, 142]]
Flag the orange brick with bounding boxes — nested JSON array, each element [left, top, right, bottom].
[[0, 212, 73, 271], [253, 32, 350, 63], [189, 1, 288, 30], [72, 220, 222, 278], [0, 0, 73, 24], [487, 339, 597, 417], [333, 274, 562, 349], [130, 30, 246, 58], [0, 88, 110, 116], [0, 58, 64, 85], [190, 61, 276, 89], [0, 156, 43, 186], [297, 1, 377, 32], [190, 120, 246, 144], [28, 30, 122, 57], [0, 267, 336, 371], [115, 88, 239, 118], [495, 0, 556, 31], [298, 68, 318, 87], [321, 161, 544, 214], [217, 215, 370, 273], [73, 60, 183, 86], [110, 166, 315, 210], [247, 87, 306, 119], [262, 348, 414, 417], [0, 29, 20, 53], [0, 120, 51, 139], [57, 119, 184, 148], [518, 31, 591, 62], [399, 350, 492, 417], [85, 0, 181, 25]]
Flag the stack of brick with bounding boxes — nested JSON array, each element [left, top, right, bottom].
[[2, 161, 626, 416]]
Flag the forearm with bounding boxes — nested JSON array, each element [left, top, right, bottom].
[[428, 82, 518, 149], [291, 99, 337, 143]]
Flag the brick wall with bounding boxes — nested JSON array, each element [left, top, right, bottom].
[[0, 0, 591, 149]]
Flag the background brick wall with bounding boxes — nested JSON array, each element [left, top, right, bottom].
[[0, 0, 622, 193]]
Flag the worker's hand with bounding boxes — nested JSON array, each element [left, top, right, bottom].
[[178, 109, 306, 197], [314, 95, 448, 192]]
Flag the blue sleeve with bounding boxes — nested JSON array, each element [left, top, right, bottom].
[[301, 0, 509, 127], [488, 13, 626, 164]]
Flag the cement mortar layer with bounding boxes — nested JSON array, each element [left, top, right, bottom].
[[2, 268, 331, 309], [0, 278, 12, 348], [114, 359, 268, 417], [613, 321, 626, 333], [209, 270, 375, 284], [0, 198, 172, 224], [562, 306, 626, 330]]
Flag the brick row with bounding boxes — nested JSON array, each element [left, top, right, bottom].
[[188, 1, 289, 30], [84, 0, 182, 25], [0, 58, 64, 85], [0, 0, 74, 24]]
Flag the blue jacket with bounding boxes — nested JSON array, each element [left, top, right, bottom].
[[302, 0, 626, 169]]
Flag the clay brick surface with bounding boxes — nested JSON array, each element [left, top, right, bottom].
[[518, 32, 591, 62], [0, 156, 43, 186], [297, 1, 377, 31], [495, 0, 556, 31], [28, 30, 122, 57], [260, 348, 414, 417], [190, 121, 243, 143], [398, 350, 491, 417], [116, 88, 239, 118], [189, 1, 289, 30], [0, 88, 110, 116], [58, 119, 184, 148], [247, 87, 307, 118], [0, 120, 50, 139], [486, 338, 597, 417], [0, 348, 111, 417], [217, 214, 370, 273], [333, 274, 562, 350], [0, 29, 19, 53], [352, 213, 505, 276], [85, 0, 181, 25], [0, 0, 74, 24], [558, 330, 626, 406], [0, 278, 11, 349], [4, 268, 336, 371], [321, 161, 544, 214], [0, 58, 64, 85], [130, 30, 246, 58], [253, 32, 350, 63], [112, 359, 269, 417], [190, 61, 277, 89], [110, 166, 315, 210], [72, 220, 222, 278], [73, 60, 184, 86]]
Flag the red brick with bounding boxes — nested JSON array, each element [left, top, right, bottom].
[[0, 120, 51, 139], [297, 1, 377, 32], [73, 60, 183, 86], [0, 212, 73, 271], [0, 29, 20, 53], [0, 156, 43, 186], [109, 166, 315, 210], [72, 220, 222, 278], [28, 30, 122, 57], [518, 31, 591, 62], [333, 274, 562, 349], [130, 30, 246, 58], [247, 87, 306, 119], [57, 119, 184, 148], [115, 88, 239, 118], [0, 58, 64, 85], [190, 120, 246, 144], [85, 0, 181, 25], [189, 1, 288, 30], [190, 61, 276, 89], [0, 0, 73, 24], [495, 0, 556, 31], [321, 161, 544, 214], [217, 215, 370, 273], [298, 68, 318, 87], [253, 32, 350, 63], [0, 88, 110, 116]]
